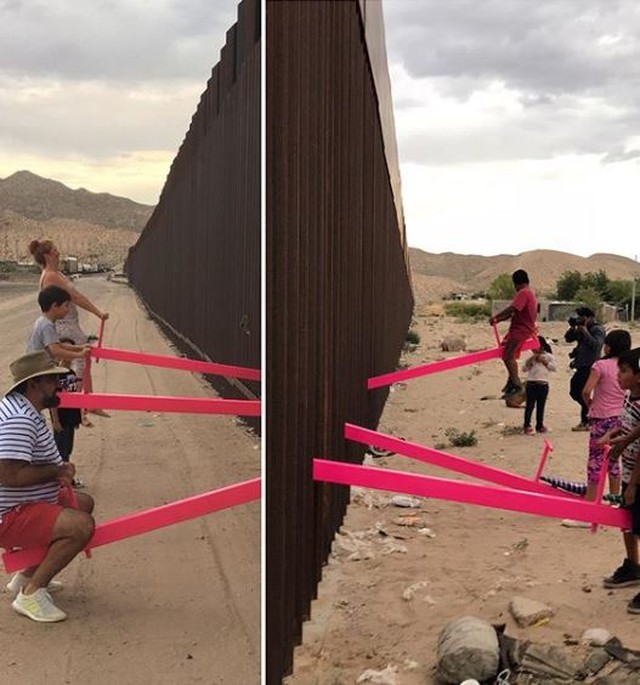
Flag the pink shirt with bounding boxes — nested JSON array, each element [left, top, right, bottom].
[[588, 357, 625, 419]]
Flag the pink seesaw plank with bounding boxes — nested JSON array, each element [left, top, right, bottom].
[[3, 478, 261, 573], [58, 392, 261, 416], [313, 460, 630, 528], [345, 424, 571, 498], [367, 337, 538, 390], [92, 346, 261, 382]]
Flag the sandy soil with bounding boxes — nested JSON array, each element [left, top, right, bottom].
[[286, 314, 640, 685], [0, 277, 260, 684]]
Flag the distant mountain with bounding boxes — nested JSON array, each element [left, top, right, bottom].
[[409, 247, 640, 306], [0, 170, 153, 232], [0, 171, 155, 267]]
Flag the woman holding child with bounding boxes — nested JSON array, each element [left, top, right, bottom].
[[29, 239, 109, 425]]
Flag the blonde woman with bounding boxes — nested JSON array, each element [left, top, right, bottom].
[[29, 239, 109, 425]]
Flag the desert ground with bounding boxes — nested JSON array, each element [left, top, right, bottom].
[[0, 277, 260, 684], [285, 312, 640, 684]]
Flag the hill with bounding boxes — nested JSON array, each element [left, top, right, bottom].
[[0, 171, 154, 267], [409, 247, 640, 306], [0, 171, 153, 231]]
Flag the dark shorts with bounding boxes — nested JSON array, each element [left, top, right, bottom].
[[621, 482, 640, 536]]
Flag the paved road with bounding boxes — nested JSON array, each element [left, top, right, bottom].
[[0, 277, 261, 684]]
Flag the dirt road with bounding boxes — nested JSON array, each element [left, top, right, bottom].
[[0, 277, 261, 684]]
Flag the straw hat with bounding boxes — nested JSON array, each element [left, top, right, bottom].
[[5, 351, 70, 396]]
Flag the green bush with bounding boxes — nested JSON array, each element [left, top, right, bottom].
[[444, 301, 491, 321], [445, 428, 478, 447], [405, 329, 420, 345]]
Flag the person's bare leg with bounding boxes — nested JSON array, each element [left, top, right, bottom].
[[505, 356, 521, 387], [22, 508, 95, 594], [624, 532, 639, 564], [609, 476, 621, 496]]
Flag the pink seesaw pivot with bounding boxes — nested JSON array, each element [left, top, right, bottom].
[[3, 478, 261, 573]]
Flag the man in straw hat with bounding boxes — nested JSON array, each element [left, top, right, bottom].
[[0, 351, 95, 622]]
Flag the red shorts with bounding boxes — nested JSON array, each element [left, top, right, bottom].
[[500, 333, 529, 361], [0, 489, 72, 550]]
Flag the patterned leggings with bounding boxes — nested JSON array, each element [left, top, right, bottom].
[[587, 416, 621, 485]]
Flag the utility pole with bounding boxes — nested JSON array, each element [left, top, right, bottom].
[[633, 255, 639, 324]]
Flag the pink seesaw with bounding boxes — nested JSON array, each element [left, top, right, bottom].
[[313, 460, 630, 529], [58, 392, 261, 416], [91, 346, 261, 382], [367, 337, 538, 390], [3, 477, 261, 573], [346, 424, 572, 498]]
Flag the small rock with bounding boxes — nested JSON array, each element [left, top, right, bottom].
[[356, 664, 398, 684], [441, 336, 467, 352], [509, 596, 554, 627], [581, 627, 613, 646], [402, 580, 428, 601], [390, 495, 420, 508], [436, 616, 500, 684]]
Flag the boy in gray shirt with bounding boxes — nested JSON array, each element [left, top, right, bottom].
[[27, 286, 90, 364]]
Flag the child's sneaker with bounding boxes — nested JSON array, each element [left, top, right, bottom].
[[537, 426, 552, 434], [524, 426, 535, 436], [628, 592, 640, 614], [603, 558, 640, 588]]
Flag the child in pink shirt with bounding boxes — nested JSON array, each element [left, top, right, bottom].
[[582, 329, 632, 501]]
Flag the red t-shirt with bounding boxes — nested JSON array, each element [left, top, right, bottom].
[[509, 286, 537, 339]]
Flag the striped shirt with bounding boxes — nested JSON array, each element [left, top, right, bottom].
[[620, 393, 640, 484], [0, 392, 62, 517]]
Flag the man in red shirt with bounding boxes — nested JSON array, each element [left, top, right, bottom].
[[489, 269, 538, 397]]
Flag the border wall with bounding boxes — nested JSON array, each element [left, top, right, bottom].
[[126, 0, 261, 400], [266, 2, 414, 681]]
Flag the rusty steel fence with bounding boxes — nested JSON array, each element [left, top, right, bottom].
[[126, 0, 261, 400], [266, 1, 414, 682]]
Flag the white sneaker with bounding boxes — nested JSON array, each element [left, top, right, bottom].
[[561, 518, 590, 528], [6, 572, 63, 596], [12, 588, 67, 622]]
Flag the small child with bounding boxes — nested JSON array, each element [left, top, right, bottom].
[[50, 337, 84, 487], [600, 347, 640, 613], [27, 285, 91, 365], [522, 335, 556, 435]]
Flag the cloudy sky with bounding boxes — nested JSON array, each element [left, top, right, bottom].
[[0, 0, 238, 206], [382, 0, 640, 259]]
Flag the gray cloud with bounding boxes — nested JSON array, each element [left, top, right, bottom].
[[383, 0, 640, 163], [0, 0, 237, 83], [0, 0, 240, 174]]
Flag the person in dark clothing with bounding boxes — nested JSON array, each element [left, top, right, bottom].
[[564, 306, 606, 431], [50, 337, 83, 486]]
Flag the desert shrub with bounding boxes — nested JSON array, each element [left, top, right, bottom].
[[405, 329, 420, 345], [500, 425, 523, 436], [445, 428, 478, 447], [444, 301, 491, 321]]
